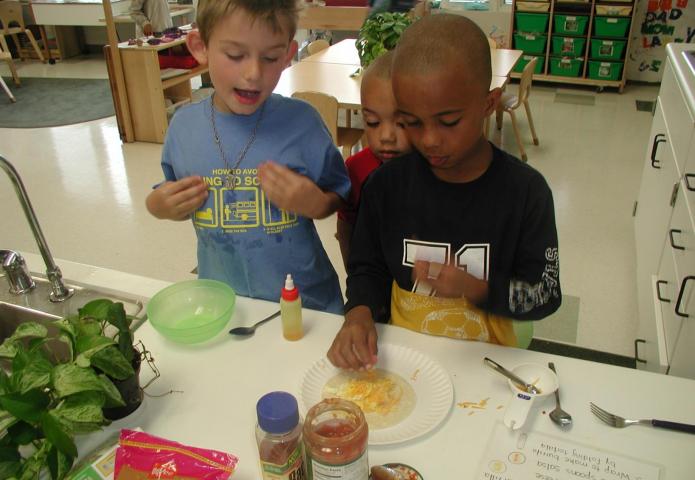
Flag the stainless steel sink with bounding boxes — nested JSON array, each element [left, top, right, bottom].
[[0, 273, 146, 358]]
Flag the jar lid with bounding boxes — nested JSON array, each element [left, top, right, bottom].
[[257, 391, 299, 434]]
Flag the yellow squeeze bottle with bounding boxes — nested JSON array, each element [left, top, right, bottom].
[[280, 274, 303, 341]]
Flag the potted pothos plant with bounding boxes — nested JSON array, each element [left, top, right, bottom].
[[356, 11, 414, 70], [0, 299, 143, 480]]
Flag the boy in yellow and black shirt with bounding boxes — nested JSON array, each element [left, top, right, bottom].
[[328, 14, 561, 370]]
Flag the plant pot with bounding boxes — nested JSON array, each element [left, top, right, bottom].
[[103, 351, 143, 420]]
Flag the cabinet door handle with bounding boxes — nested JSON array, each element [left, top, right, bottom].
[[650, 133, 666, 168], [686, 174, 695, 192], [656, 280, 670, 303], [675, 276, 695, 318], [669, 229, 685, 250], [634, 338, 647, 364]]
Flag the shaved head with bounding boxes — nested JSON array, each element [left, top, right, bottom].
[[361, 50, 394, 96], [393, 13, 491, 93]]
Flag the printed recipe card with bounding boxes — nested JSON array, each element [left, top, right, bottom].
[[476, 422, 662, 480]]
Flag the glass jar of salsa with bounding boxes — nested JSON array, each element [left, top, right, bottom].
[[303, 398, 369, 480]]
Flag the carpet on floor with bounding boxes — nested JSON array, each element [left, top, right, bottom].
[[0, 77, 114, 128]]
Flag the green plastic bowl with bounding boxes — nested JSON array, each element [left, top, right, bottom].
[[146, 279, 236, 344]]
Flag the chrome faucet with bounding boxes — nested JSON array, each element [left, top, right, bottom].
[[0, 155, 73, 302]]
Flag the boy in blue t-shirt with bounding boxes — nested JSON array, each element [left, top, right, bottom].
[[146, 0, 351, 314]]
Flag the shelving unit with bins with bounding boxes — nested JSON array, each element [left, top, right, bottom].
[[509, 0, 637, 92]]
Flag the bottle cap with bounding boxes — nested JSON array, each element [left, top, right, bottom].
[[281, 274, 299, 301], [257, 391, 299, 434]]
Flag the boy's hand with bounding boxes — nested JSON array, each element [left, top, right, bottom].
[[146, 176, 208, 221], [413, 260, 489, 304], [258, 161, 337, 219], [328, 306, 378, 370]]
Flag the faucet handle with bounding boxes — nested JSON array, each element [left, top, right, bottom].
[[1, 250, 36, 294]]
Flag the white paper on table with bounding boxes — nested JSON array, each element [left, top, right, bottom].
[[476, 422, 663, 480]]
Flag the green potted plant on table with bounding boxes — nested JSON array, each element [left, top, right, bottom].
[[0, 299, 143, 479], [356, 11, 414, 70]]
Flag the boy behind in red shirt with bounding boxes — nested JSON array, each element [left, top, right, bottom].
[[336, 50, 412, 267]]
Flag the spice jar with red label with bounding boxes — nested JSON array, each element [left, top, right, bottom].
[[303, 398, 369, 480], [256, 391, 305, 480]]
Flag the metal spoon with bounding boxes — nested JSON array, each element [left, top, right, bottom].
[[548, 362, 573, 428], [228, 310, 281, 337]]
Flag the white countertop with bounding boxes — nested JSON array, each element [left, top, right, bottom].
[[667, 43, 695, 122], [16, 253, 695, 479]]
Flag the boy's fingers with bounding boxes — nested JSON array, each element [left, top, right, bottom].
[[367, 329, 379, 367], [167, 176, 204, 193], [412, 260, 429, 281]]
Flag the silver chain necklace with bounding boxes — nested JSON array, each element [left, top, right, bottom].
[[209, 93, 265, 189]]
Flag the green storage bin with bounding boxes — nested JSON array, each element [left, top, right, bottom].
[[515, 13, 550, 33], [594, 16, 631, 37], [513, 54, 544, 74], [551, 36, 586, 57], [590, 38, 626, 60], [549, 57, 584, 77], [588, 60, 623, 80], [514, 33, 548, 54], [553, 15, 589, 35]]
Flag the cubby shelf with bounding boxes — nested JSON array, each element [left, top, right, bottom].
[[509, 0, 637, 92]]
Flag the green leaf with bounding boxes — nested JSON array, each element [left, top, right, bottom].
[[0, 390, 50, 423], [75, 319, 101, 339], [7, 422, 40, 446], [14, 354, 53, 395], [90, 347, 134, 381], [54, 392, 105, 424], [106, 303, 129, 332], [0, 341, 18, 359], [97, 375, 125, 408], [41, 413, 77, 458], [0, 460, 21, 479], [118, 334, 133, 363], [0, 445, 20, 462], [53, 319, 76, 341], [47, 445, 73, 480], [0, 409, 18, 432], [12, 323, 48, 341], [75, 335, 114, 359], [79, 299, 113, 321], [0, 370, 11, 395], [52, 364, 103, 399], [18, 439, 49, 480]]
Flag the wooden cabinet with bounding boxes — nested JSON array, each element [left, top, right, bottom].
[[509, 0, 637, 92], [634, 43, 695, 379], [117, 37, 207, 143]]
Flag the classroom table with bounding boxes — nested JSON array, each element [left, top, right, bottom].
[[275, 60, 508, 109], [303, 38, 524, 79], [26, 251, 693, 480]]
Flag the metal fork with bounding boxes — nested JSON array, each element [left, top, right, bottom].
[[590, 403, 695, 434]]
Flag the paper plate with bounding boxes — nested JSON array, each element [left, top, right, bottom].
[[299, 344, 454, 445]]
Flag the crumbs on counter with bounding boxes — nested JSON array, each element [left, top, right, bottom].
[[457, 397, 490, 410], [410, 368, 420, 381], [496, 405, 504, 410]]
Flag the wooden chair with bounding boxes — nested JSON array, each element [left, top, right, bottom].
[[0, 1, 45, 63], [0, 40, 19, 86], [306, 39, 330, 56], [292, 91, 363, 158], [0, 52, 16, 101], [495, 57, 539, 162]]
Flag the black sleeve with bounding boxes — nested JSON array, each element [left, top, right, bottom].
[[344, 177, 393, 323], [486, 173, 561, 320]]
